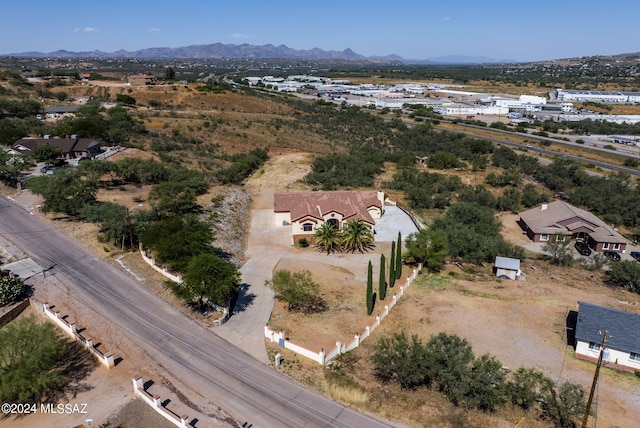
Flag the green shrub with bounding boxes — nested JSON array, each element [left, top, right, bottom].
[[0, 276, 25, 306]]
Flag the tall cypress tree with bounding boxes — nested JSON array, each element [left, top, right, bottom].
[[389, 241, 396, 288], [395, 232, 402, 280], [378, 254, 386, 301], [366, 260, 374, 315]]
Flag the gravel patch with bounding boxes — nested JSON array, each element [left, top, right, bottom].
[[203, 186, 252, 267], [107, 398, 176, 428]]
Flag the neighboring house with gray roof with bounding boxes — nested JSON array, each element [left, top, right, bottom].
[[12, 137, 102, 160], [574, 301, 640, 372], [44, 105, 80, 118], [274, 190, 384, 245], [518, 201, 627, 253]]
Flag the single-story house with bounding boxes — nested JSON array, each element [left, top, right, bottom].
[[494, 256, 522, 280], [518, 201, 627, 253], [574, 301, 640, 372], [128, 74, 156, 85], [12, 137, 102, 160], [44, 105, 80, 118], [274, 190, 384, 245]]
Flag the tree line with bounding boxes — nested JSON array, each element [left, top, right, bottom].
[[25, 157, 241, 312]]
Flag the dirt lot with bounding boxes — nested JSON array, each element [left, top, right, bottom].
[[264, 244, 640, 427]]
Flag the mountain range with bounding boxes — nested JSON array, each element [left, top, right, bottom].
[[3, 43, 515, 64]]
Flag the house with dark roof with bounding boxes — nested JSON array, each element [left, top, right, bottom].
[[274, 190, 384, 245], [518, 201, 627, 253], [12, 137, 102, 160], [574, 301, 640, 372], [44, 105, 80, 118]]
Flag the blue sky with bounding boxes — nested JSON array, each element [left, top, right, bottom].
[[2, 0, 638, 61]]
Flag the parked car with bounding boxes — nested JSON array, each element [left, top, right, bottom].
[[603, 251, 621, 261], [40, 165, 60, 175], [574, 241, 592, 256], [631, 251, 640, 262]]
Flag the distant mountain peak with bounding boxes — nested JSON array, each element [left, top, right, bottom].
[[1, 42, 514, 64]]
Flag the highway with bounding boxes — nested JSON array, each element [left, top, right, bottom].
[[0, 196, 399, 428], [435, 124, 640, 177]]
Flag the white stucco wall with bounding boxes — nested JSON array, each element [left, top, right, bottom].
[[496, 268, 517, 280], [368, 206, 382, 219], [292, 219, 319, 235], [275, 212, 291, 226], [576, 341, 640, 371], [322, 212, 344, 227]]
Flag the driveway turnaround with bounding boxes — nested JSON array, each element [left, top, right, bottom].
[[374, 206, 420, 242]]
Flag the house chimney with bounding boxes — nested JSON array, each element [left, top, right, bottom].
[[541, 202, 548, 210]]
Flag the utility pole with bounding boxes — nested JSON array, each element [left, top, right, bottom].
[[581, 330, 608, 428]]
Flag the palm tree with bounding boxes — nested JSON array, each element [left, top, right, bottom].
[[340, 219, 375, 253], [314, 223, 341, 254]]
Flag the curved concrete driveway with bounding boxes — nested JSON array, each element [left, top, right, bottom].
[[214, 208, 287, 364]]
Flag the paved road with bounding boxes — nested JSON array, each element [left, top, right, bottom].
[[0, 196, 399, 428]]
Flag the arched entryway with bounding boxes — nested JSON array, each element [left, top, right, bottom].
[[327, 218, 340, 230]]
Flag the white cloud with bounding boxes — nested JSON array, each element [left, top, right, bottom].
[[230, 33, 249, 39], [147, 28, 161, 32], [442, 17, 451, 21], [74, 27, 98, 33]]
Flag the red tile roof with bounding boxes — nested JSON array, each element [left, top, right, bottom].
[[274, 190, 381, 225]]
